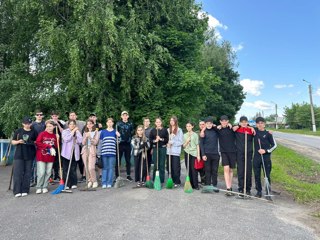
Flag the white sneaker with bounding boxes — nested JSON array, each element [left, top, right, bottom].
[[88, 182, 93, 188], [65, 186, 70, 190], [42, 188, 48, 194], [107, 185, 112, 188], [71, 185, 77, 189], [102, 185, 107, 189], [36, 189, 42, 194], [92, 182, 98, 188], [15, 193, 22, 198], [21, 193, 28, 197]]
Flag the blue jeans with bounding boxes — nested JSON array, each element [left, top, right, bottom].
[[102, 156, 116, 186]]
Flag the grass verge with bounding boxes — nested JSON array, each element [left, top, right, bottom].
[[275, 128, 320, 137], [272, 144, 320, 203]]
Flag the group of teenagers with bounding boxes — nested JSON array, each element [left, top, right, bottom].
[[11, 109, 277, 200]]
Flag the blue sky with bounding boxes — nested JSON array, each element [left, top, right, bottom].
[[199, 0, 320, 121]]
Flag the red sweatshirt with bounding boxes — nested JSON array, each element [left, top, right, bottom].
[[36, 131, 58, 163]]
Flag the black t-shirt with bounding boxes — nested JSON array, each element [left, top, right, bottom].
[[13, 128, 37, 161], [217, 127, 236, 153]]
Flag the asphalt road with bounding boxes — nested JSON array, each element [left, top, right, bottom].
[[0, 165, 318, 240], [273, 131, 320, 163], [273, 132, 320, 149]]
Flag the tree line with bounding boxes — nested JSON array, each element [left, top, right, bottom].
[[0, 0, 244, 136]]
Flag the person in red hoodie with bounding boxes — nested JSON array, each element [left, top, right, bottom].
[[35, 120, 58, 194]]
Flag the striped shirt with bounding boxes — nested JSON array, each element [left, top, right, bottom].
[[100, 129, 117, 157]]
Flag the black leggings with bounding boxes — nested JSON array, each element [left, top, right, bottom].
[[62, 155, 78, 187]]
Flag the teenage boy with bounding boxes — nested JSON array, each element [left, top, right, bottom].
[[143, 117, 152, 171], [199, 117, 219, 189], [50, 111, 65, 182], [88, 113, 103, 130], [30, 110, 46, 187], [253, 117, 277, 199], [116, 111, 134, 182], [216, 115, 236, 196], [233, 116, 255, 196]]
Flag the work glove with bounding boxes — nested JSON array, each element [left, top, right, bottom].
[[50, 148, 56, 156]]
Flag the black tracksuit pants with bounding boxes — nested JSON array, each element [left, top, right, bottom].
[[237, 151, 253, 192], [13, 159, 33, 195], [134, 154, 147, 182], [77, 146, 84, 176], [253, 154, 272, 192], [204, 153, 220, 186], [184, 152, 198, 188], [167, 155, 181, 184], [115, 142, 131, 177]]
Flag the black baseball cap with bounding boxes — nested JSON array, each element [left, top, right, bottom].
[[239, 116, 248, 122], [89, 113, 96, 117], [205, 117, 214, 123], [22, 116, 32, 124], [220, 115, 229, 121], [255, 117, 265, 123]]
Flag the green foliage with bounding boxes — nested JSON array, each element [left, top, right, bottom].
[[0, 0, 244, 135], [284, 103, 320, 129], [272, 145, 320, 203]]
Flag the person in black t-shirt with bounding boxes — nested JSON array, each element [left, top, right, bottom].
[[12, 117, 37, 197], [216, 115, 236, 196]]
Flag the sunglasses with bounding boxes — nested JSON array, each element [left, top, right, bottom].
[[36, 114, 43, 116]]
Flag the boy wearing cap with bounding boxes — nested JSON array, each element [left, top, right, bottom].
[[199, 117, 220, 189], [116, 111, 134, 182], [11, 117, 37, 197], [253, 117, 277, 199], [233, 116, 255, 196], [216, 115, 236, 196]]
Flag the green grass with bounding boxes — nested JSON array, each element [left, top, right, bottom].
[[275, 128, 320, 136], [272, 145, 320, 203]]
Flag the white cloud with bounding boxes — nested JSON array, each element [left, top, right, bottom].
[[198, 11, 227, 40], [274, 84, 294, 89], [240, 79, 264, 96], [232, 43, 244, 52], [243, 100, 273, 110], [316, 88, 320, 96]]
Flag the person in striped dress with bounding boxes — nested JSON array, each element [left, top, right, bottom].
[[99, 118, 120, 189]]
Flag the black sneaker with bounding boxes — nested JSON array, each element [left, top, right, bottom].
[[266, 196, 273, 201], [213, 185, 220, 193], [30, 182, 36, 187], [225, 188, 233, 197], [255, 191, 262, 198], [127, 176, 133, 182], [174, 184, 180, 188], [246, 191, 251, 196], [238, 190, 244, 198], [78, 176, 86, 183], [53, 177, 60, 183]]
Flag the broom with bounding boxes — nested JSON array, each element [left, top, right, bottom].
[[166, 145, 174, 189], [53, 135, 75, 194], [184, 133, 193, 193], [8, 134, 19, 191], [51, 129, 66, 194], [258, 138, 273, 201], [145, 147, 153, 189], [114, 129, 125, 188], [1, 134, 12, 166], [154, 129, 161, 191]]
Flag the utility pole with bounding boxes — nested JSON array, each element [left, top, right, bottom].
[[303, 79, 317, 132], [271, 101, 278, 129]]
